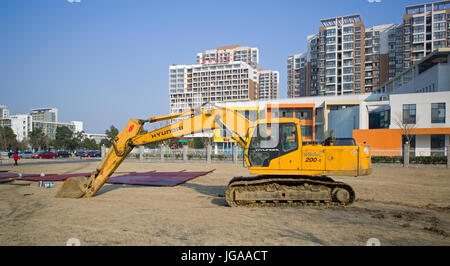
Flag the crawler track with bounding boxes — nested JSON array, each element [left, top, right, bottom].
[[225, 175, 355, 207]]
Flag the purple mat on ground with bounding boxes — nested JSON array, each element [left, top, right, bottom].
[[19, 172, 92, 181], [106, 170, 215, 187], [0, 173, 43, 179]]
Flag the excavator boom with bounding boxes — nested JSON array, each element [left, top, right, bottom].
[[56, 106, 253, 198]]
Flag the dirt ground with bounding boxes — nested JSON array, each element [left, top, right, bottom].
[[0, 160, 449, 246]]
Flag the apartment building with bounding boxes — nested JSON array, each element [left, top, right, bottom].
[[403, 1, 450, 68], [318, 14, 366, 96], [364, 24, 402, 92], [0, 105, 10, 119], [30, 108, 58, 123], [387, 24, 405, 79], [258, 69, 279, 100], [169, 62, 259, 114], [289, 1, 450, 98], [196, 45, 259, 68], [170, 45, 279, 116], [287, 53, 307, 98], [378, 48, 450, 94], [0, 114, 33, 142], [287, 35, 320, 98], [308, 34, 320, 96], [30, 108, 83, 139], [287, 53, 308, 98]]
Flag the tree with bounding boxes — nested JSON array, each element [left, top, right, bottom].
[[41, 136, 52, 151], [393, 112, 417, 145], [104, 125, 119, 146], [82, 138, 99, 150], [99, 138, 110, 148], [54, 126, 74, 150], [17, 140, 28, 151], [71, 131, 84, 151], [0, 126, 18, 151], [29, 128, 45, 151]]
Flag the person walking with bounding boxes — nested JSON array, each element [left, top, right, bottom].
[[13, 151, 19, 166]]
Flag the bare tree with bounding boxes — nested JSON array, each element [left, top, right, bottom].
[[393, 112, 417, 145]]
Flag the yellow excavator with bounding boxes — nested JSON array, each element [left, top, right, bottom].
[[56, 104, 372, 207]]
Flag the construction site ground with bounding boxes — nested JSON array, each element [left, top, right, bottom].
[[1, 160, 449, 246]]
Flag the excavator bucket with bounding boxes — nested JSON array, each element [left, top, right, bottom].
[[55, 176, 90, 198]]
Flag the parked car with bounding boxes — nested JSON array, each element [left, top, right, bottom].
[[32, 151, 58, 159], [18, 151, 34, 159], [75, 150, 86, 157], [57, 150, 71, 158], [81, 151, 94, 158], [89, 151, 101, 157], [8, 151, 14, 158]]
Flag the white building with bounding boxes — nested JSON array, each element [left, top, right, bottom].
[[83, 133, 108, 144], [258, 69, 279, 100], [389, 91, 449, 156], [378, 48, 450, 94], [70, 121, 84, 133], [196, 45, 259, 68], [0, 105, 10, 119], [213, 89, 449, 156], [169, 62, 260, 115], [30, 108, 58, 122], [9, 114, 33, 142]]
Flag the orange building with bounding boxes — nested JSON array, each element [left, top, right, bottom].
[[267, 104, 315, 142], [353, 128, 450, 156]]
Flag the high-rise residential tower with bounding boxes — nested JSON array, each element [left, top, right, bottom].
[[169, 62, 259, 115], [196, 45, 259, 68], [364, 24, 405, 92], [170, 46, 278, 115], [287, 53, 308, 98], [402, 1, 450, 69], [258, 69, 279, 100], [318, 14, 366, 96]]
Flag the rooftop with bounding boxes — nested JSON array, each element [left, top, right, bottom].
[[321, 14, 362, 27], [405, 1, 449, 14]]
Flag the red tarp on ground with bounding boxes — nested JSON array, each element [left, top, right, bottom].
[[106, 170, 215, 187], [1, 170, 215, 187], [19, 173, 92, 181], [0, 173, 43, 179]]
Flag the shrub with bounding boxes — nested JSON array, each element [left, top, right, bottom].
[[372, 156, 446, 165]]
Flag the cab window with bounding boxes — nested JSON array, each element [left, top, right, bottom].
[[281, 124, 298, 153]]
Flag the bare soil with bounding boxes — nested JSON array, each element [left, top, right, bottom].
[[0, 161, 449, 246]]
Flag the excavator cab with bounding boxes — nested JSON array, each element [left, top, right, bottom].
[[246, 120, 299, 169]]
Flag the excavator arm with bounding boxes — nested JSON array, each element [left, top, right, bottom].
[[55, 105, 254, 198]]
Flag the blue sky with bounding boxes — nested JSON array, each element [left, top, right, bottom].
[[0, 0, 428, 133]]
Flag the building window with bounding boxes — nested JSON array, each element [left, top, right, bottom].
[[295, 109, 312, 120], [280, 109, 293, 118], [412, 16, 424, 25], [431, 103, 445, 123], [431, 135, 445, 157], [300, 126, 313, 138], [403, 104, 416, 124], [412, 34, 424, 43], [369, 110, 390, 129]]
